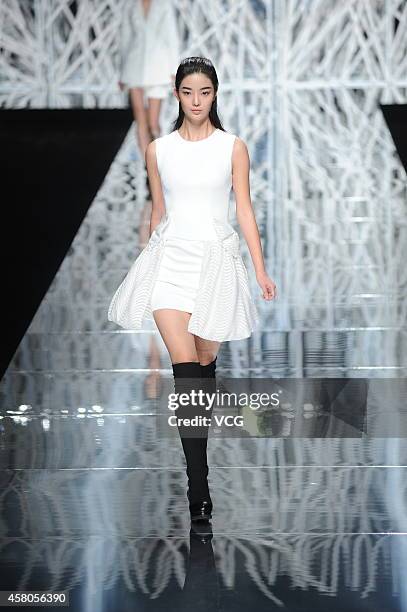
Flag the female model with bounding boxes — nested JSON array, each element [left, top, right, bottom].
[[118, 0, 180, 158], [108, 57, 276, 524]]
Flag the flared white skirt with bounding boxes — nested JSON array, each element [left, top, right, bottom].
[[107, 215, 260, 341]]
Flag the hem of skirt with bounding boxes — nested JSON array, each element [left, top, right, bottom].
[[151, 307, 193, 315], [187, 322, 259, 342]]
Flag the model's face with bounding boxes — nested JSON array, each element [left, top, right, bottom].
[[175, 73, 216, 120]]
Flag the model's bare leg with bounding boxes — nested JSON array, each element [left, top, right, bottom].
[[129, 87, 152, 159], [152, 309, 199, 364], [147, 96, 163, 139]]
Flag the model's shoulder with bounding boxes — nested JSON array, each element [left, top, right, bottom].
[[147, 132, 176, 167], [161, 130, 176, 139], [219, 131, 247, 155], [219, 129, 245, 145], [149, 132, 174, 151], [154, 131, 177, 146], [218, 129, 235, 138], [230, 134, 248, 154]]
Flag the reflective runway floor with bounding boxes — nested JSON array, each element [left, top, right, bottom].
[[1, 335, 406, 611], [1, 151, 406, 611]]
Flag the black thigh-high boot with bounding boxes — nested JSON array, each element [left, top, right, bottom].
[[201, 356, 217, 379], [172, 360, 213, 522], [199, 356, 217, 495]]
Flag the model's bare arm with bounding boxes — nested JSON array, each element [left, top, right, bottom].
[[232, 137, 276, 300], [145, 141, 166, 236]]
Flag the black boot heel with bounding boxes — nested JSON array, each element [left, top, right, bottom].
[[187, 489, 213, 522]]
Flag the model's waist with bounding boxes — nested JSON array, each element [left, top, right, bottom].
[[162, 235, 210, 244], [164, 219, 218, 240], [152, 214, 236, 241]]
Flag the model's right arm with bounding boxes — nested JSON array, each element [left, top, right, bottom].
[[145, 141, 166, 237]]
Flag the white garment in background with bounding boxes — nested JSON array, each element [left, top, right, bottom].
[[108, 128, 260, 342], [119, 0, 181, 89]]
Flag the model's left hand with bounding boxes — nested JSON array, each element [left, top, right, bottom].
[[256, 271, 277, 300]]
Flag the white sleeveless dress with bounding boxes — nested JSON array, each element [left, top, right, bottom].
[[150, 128, 232, 314], [107, 127, 260, 341]]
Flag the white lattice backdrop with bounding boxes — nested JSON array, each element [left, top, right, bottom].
[[1, 0, 407, 330]]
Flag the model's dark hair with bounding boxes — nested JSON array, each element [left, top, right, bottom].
[[171, 57, 225, 132]]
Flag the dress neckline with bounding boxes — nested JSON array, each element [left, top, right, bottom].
[[175, 128, 219, 143]]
